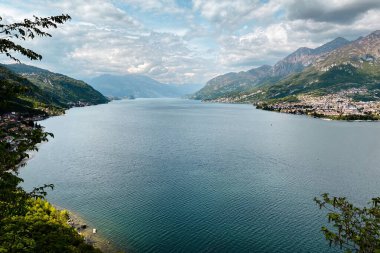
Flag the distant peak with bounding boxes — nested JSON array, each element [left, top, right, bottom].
[[280, 47, 313, 60], [319, 37, 349, 47], [297, 47, 312, 51], [332, 37, 349, 43], [287, 47, 313, 56], [312, 37, 350, 55]]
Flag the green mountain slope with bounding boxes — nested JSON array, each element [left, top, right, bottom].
[[0, 65, 55, 114], [241, 64, 379, 103], [237, 31, 380, 103], [5, 64, 109, 108]]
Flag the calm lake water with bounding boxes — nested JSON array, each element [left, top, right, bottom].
[[21, 98, 380, 252]]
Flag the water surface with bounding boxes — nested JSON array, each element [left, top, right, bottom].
[[21, 99, 380, 252]]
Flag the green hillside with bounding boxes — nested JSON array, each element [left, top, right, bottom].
[[0, 65, 57, 115], [238, 63, 380, 103], [5, 64, 109, 108]]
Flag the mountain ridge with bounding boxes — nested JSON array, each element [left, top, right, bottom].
[[0, 64, 108, 115], [5, 63, 109, 108], [193, 36, 351, 100], [221, 30, 380, 106]]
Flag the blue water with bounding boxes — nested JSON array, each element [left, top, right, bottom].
[[21, 99, 380, 252]]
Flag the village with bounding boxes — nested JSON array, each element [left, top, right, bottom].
[[255, 88, 380, 119], [0, 98, 96, 156], [0, 112, 48, 151]]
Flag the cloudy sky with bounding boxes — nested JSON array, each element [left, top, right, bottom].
[[0, 0, 379, 84]]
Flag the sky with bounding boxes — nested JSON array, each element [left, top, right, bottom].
[[0, 0, 380, 84]]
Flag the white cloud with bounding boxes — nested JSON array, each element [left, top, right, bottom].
[[217, 23, 302, 67], [0, 0, 379, 84], [122, 0, 184, 14], [285, 0, 380, 24], [192, 0, 262, 29], [0, 0, 214, 84], [213, 0, 380, 68]]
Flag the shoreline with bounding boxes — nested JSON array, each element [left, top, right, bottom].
[[200, 99, 380, 122], [256, 106, 380, 122], [55, 205, 121, 253], [22, 101, 122, 253]]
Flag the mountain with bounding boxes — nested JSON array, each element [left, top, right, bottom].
[[193, 37, 350, 100], [0, 64, 108, 115], [89, 74, 202, 98], [314, 31, 380, 71], [0, 65, 49, 114], [5, 64, 109, 108], [235, 31, 380, 103], [271, 37, 350, 77]]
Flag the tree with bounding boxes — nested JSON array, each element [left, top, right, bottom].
[[0, 14, 71, 62], [0, 14, 71, 113], [314, 193, 380, 253], [0, 14, 102, 252], [0, 13, 72, 220]]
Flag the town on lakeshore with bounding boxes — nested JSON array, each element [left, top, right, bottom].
[[255, 88, 380, 120]]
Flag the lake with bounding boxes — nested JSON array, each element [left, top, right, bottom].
[[21, 98, 380, 252]]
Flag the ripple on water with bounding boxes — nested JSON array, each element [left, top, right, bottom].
[[21, 99, 380, 253]]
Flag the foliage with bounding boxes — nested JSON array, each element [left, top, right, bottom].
[[0, 13, 102, 252], [0, 116, 102, 252], [0, 118, 52, 219], [5, 64, 109, 108], [314, 193, 380, 253], [0, 198, 102, 253], [0, 14, 89, 113], [0, 14, 71, 62]]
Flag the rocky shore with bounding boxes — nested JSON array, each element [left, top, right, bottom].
[[56, 206, 120, 253]]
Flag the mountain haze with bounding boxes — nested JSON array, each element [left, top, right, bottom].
[[193, 65, 275, 100], [89, 74, 202, 98]]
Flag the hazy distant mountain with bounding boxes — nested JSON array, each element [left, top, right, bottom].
[[192, 65, 275, 100], [4, 64, 108, 108], [89, 74, 203, 98], [193, 37, 350, 100]]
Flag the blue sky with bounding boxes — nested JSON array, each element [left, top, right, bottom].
[[1, 0, 380, 84]]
